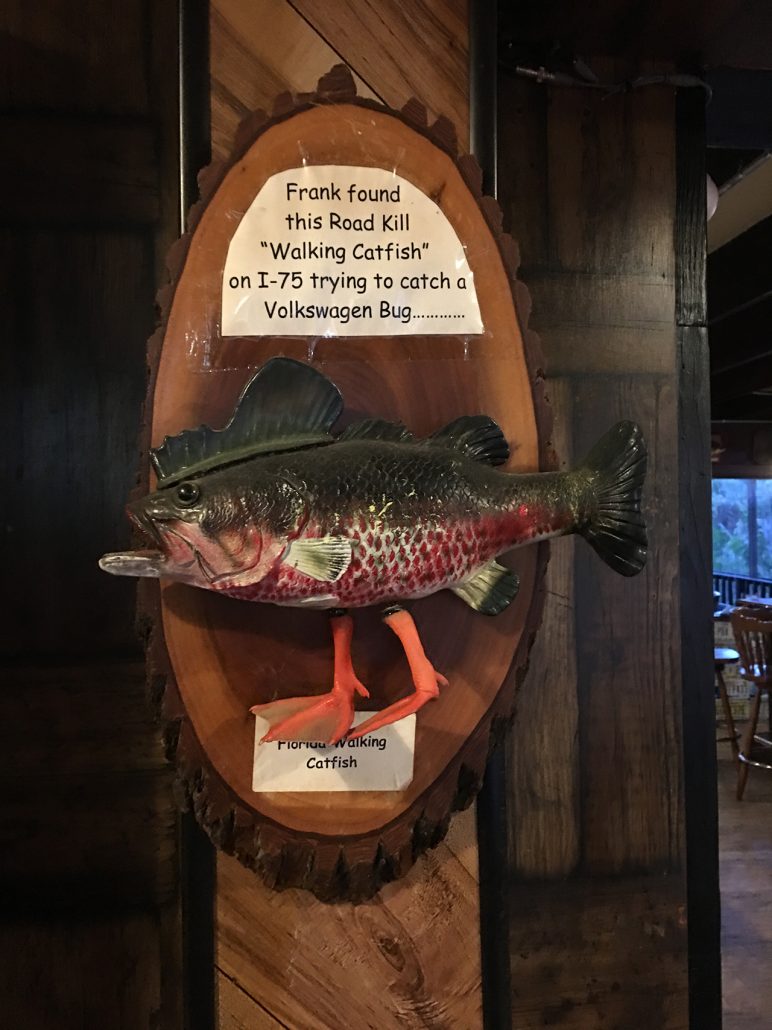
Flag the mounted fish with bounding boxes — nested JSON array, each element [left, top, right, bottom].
[[108, 66, 648, 900], [101, 356, 647, 744]]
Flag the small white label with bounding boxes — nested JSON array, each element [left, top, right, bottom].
[[252, 711, 416, 792], [222, 165, 483, 337]]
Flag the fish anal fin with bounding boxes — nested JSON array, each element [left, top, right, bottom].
[[283, 536, 352, 582], [452, 560, 519, 615], [428, 415, 509, 466]]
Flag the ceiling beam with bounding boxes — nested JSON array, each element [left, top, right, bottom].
[[711, 352, 772, 404], [712, 395, 772, 422], [709, 293, 772, 374], [707, 213, 772, 319]]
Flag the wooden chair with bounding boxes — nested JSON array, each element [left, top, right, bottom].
[[714, 647, 740, 765], [730, 607, 772, 799]]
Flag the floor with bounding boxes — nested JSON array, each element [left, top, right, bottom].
[[718, 733, 772, 1030]]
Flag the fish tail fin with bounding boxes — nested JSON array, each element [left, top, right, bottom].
[[578, 421, 648, 577]]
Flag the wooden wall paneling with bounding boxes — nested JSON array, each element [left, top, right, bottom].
[[676, 86, 722, 1030], [0, 662, 177, 908], [210, 0, 376, 160], [509, 877, 688, 1030], [573, 372, 681, 873], [500, 67, 689, 1026], [0, 1, 149, 114], [292, 0, 470, 145], [1, 229, 155, 658], [0, 115, 160, 226], [217, 809, 482, 1029], [509, 379, 580, 878], [209, 3, 487, 1026], [0, 911, 166, 1030], [2, 1, 184, 1026]]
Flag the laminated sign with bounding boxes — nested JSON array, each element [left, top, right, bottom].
[[221, 166, 483, 337]]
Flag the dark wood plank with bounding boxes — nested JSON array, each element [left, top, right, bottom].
[[470, 7, 512, 1026], [0, 662, 176, 909], [509, 877, 688, 1030], [502, 68, 681, 875], [676, 84, 722, 1030], [507, 380, 580, 879], [0, 1, 150, 113], [0, 114, 159, 225], [0, 229, 154, 658], [0, 910, 170, 1030], [499, 61, 690, 1027], [573, 374, 682, 873], [500, 2, 772, 72], [2, 1, 184, 1025]]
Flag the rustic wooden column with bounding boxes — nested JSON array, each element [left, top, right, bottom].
[[0, 3, 183, 1028], [499, 64, 698, 1027]]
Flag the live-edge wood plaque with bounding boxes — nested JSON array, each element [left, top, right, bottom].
[[139, 66, 551, 901]]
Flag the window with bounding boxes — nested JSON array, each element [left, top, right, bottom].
[[713, 478, 772, 578]]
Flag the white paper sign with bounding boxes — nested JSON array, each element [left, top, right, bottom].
[[222, 165, 483, 337], [252, 711, 416, 792]]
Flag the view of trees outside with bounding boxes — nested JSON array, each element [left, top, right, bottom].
[[713, 478, 772, 578]]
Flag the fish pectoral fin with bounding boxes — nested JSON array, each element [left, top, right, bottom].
[[283, 537, 352, 582], [452, 560, 519, 615]]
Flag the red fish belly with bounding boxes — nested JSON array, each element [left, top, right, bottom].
[[219, 508, 552, 608]]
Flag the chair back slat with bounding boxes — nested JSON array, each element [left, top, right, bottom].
[[730, 608, 772, 684]]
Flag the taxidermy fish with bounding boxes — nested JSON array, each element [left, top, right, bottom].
[[100, 358, 647, 744]]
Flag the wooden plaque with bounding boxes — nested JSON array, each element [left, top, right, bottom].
[[140, 67, 551, 901]]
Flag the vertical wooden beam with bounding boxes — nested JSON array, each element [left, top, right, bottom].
[[470, 3, 512, 1030], [676, 85, 722, 1030], [178, 5, 217, 1030]]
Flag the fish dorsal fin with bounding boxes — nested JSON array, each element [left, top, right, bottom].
[[427, 415, 509, 466], [337, 418, 414, 444], [452, 560, 519, 615], [151, 358, 342, 486]]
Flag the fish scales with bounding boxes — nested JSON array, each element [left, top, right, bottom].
[[213, 440, 575, 607]]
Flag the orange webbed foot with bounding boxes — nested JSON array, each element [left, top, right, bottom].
[[347, 606, 448, 740], [250, 611, 367, 745]]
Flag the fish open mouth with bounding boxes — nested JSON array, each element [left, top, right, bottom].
[[99, 549, 166, 578], [139, 511, 221, 582], [100, 509, 215, 582]]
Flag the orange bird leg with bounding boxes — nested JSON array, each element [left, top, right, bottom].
[[250, 611, 368, 745], [347, 607, 448, 740]]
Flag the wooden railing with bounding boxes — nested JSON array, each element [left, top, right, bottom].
[[714, 572, 772, 606]]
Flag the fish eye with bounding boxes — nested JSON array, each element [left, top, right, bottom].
[[175, 481, 200, 506]]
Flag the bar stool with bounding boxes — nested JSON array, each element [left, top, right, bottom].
[[714, 646, 740, 765], [729, 607, 772, 800]]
